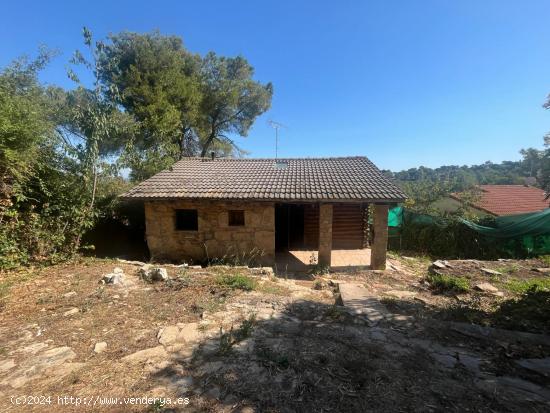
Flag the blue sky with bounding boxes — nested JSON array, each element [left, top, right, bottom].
[[2, 0, 550, 171]]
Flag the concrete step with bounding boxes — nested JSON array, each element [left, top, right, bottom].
[[338, 283, 389, 325]]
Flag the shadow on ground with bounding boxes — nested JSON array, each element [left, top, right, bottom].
[[146, 298, 537, 413]]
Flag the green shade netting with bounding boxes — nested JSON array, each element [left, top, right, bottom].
[[388, 206, 550, 256], [460, 208, 550, 238], [388, 206, 403, 227]]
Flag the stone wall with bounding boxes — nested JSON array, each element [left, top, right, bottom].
[[144, 200, 275, 265]]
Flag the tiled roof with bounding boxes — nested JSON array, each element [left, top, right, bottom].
[[123, 156, 407, 202], [452, 185, 550, 216]]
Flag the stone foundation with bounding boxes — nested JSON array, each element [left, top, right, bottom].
[[144, 200, 275, 265]]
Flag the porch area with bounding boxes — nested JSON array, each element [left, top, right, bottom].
[[274, 202, 389, 272], [275, 248, 372, 273]]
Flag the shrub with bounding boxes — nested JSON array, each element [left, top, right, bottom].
[[215, 273, 256, 291], [427, 273, 470, 293]]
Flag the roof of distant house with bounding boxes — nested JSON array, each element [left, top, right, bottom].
[[123, 156, 407, 203], [451, 185, 550, 216]]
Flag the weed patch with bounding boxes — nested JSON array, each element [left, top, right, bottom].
[[256, 345, 291, 369], [427, 273, 470, 293], [215, 273, 256, 291], [217, 315, 256, 355], [504, 278, 550, 294]]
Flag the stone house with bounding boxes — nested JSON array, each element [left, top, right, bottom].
[[123, 156, 406, 269]]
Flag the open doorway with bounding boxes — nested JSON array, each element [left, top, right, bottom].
[[275, 203, 319, 251], [275, 204, 305, 251]]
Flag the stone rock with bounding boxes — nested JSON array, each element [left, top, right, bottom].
[[151, 267, 169, 281], [474, 282, 499, 293], [383, 290, 416, 299], [116, 258, 146, 266], [113, 267, 124, 274], [138, 265, 169, 282], [0, 347, 76, 388], [43, 362, 85, 381], [516, 357, 550, 377], [179, 322, 201, 342], [339, 283, 389, 325], [63, 291, 77, 298], [17, 342, 48, 354], [122, 346, 168, 363], [101, 272, 133, 287], [94, 342, 107, 354], [158, 323, 201, 349], [432, 260, 449, 269], [63, 308, 79, 317], [237, 406, 256, 413], [476, 376, 550, 402], [158, 326, 180, 346], [204, 385, 221, 400], [249, 267, 274, 276], [533, 267, 550, 274], [481, 268, 502, 276], [0, 359, 16, 373]]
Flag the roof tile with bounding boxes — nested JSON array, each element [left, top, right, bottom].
[[123, 157, 406, 202], [454, 185, 549, 216]]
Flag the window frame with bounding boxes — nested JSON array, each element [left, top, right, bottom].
[[228, 210, 245, 227], [175, 209, 198, 231]]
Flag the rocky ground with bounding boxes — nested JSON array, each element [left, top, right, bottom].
[[0, 255, 549, 412]]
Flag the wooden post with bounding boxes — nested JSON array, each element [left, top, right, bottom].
[[318, 203, 333, 267], [370, 204, 389, 270]]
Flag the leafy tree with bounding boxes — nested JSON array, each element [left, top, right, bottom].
[[97, 31, 201, 176], [59, 28, 138, 246], [197, 52, 273, 157], [0, 50, 96, 268], [540, 136, 550, 196], [388, 148, 547, 216], [96, 31, 273, 178], [0, 48, 56, 200]]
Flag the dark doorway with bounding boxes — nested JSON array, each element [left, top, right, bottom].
[[275, 204, 305, 251]]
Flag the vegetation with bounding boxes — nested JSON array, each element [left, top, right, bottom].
[[385, 149, 546, 216], [97, 32, 272, 180], [0, 28, 272, 271], [215, 273, 257, 291], [427, 273, 470, 293], [504, 277, 550, 294], [217, 314, 256, 355]]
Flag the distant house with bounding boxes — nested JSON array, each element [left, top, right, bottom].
[[122, 156, 406, 269], [447, 185, 550, 217]]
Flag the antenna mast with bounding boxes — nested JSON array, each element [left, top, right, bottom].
[[267, 120, 288, 159]]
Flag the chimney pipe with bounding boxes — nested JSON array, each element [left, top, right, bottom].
[[210, 151, 215, 161]]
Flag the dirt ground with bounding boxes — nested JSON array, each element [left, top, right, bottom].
[[0, 255, 549, 412]]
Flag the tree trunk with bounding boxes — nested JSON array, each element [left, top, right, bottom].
[[200, 132, 216, 158]]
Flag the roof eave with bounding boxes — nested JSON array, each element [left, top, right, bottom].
[[120, 195, 406, 204]]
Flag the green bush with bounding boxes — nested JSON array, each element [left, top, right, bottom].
[[215, 273, 256, 291], [427, 273, 470, 293]]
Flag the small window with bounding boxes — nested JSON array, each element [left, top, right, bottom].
[[175, 209, 198, 231], [228, 210, 245, 226]]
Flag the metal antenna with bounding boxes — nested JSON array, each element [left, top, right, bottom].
[[267, 120, 288, 159]]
